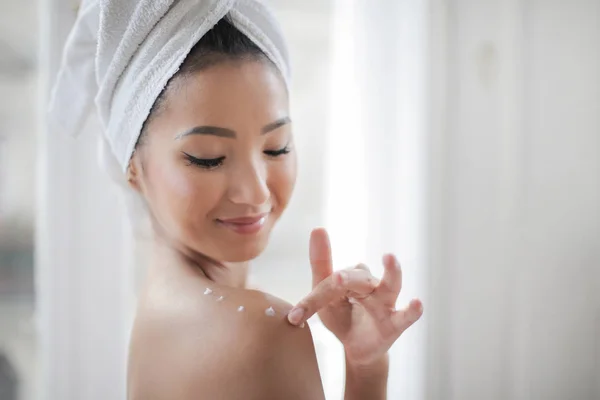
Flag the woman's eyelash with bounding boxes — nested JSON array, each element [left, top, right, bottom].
[[182, 152, 225, 169], [183, 146, 290, 169], [264, 146, 291, 157]]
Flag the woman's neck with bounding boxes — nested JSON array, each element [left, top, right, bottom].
[[150, 235, 250, 289]]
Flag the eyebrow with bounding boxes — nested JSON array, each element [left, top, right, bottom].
[[261, 117, 292, 134], [175, 117, 292, 140]]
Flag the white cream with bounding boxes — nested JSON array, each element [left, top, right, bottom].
[[237, 306, 245, 312], [265, 306, 276, 317], [204, 288, 213, 295], [217, 296, 224, 302]]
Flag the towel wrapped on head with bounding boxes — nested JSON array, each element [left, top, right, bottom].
[[48, 0, 290, 174]]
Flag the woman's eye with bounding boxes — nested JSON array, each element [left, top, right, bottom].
[[264, 146, 291, 157], [183, 152, 225, 170]]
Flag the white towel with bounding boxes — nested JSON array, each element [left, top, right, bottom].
[[48, 0, 290, 173]]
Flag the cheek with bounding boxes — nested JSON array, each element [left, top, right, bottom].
[[148, 162, 224, 225], [268, 155, 297, 208]]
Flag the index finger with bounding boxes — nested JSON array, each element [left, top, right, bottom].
[[288, 269, 377, 325], [309, 228, 333, 287]]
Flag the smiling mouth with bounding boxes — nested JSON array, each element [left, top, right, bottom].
[[216, 213, 269, 235]]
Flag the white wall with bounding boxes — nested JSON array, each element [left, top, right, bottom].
[[36, 1, 132, 399], [0, 2, 40, 400], [0, 0, 37, 228], [426, 0, 600, 399]]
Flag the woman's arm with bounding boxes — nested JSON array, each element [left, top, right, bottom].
[[344, 353, 389, 400]]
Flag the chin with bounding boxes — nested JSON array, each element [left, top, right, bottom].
[[217, 238, 268, 263]]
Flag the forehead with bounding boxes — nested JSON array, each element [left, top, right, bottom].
[[161, 60, 289, 126]]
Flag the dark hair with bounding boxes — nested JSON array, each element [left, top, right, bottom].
[[136, 16, 269, 147]]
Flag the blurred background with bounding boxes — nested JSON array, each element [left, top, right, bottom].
[[0, 0, 599, 399]]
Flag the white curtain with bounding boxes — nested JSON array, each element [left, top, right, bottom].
[[323, 1, 600, 399], [323, 0, 428, 398]]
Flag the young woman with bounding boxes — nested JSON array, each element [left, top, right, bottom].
[[125, 18, 422, 399]]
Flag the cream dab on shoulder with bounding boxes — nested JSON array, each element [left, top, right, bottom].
[[204, 288, 213, 295], [265, 306, 276, 317]]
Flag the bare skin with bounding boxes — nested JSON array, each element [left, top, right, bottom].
[[127, 242, 325, 400]]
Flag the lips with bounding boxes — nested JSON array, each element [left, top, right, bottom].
[[219, 214, 267, 224], [216, 213, 269, 234]]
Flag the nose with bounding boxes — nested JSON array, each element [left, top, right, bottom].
[[227, 158, 270, 207]]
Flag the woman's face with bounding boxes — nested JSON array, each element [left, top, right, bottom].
[[129, 60, 296, 263]]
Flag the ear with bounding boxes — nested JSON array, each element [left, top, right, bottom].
[[126, 152, 144, 193]]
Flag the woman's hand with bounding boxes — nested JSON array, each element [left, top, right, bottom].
[[287, 228, 423, 367]]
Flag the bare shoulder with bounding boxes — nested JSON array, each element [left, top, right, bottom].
[[128, 280, 325, 400]]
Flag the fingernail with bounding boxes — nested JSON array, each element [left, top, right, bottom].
[[288, 307, 305, 325]]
